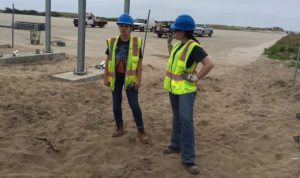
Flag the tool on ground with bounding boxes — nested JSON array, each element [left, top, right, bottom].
[[12, 50, 19, 57], [291, 157, 300, 160], [95, 61, 105, 70]]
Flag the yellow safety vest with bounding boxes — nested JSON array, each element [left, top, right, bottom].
[[106, 36, 142, 91], [164, 40, 201, 95]]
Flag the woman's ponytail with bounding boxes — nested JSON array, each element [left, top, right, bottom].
[[185, 31, 200, 44]]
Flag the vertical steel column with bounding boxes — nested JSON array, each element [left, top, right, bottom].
[[143, 9, 151, 55], [11, 4, 15, 48], [124, 0, 130, 14], [75, 0, 87, 75], [45, 0, 51, 53]]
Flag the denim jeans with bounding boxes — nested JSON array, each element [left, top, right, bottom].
[[112, 74, 144, 129], [169, 92, 196, 164]]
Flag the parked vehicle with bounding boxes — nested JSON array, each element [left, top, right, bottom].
[[154, 21, 174, 38], [132, 18, 155, 32], [194, 24, 213, 37], [73, 12, 107, 28]]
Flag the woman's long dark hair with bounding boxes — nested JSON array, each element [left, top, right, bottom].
[[185, 31, 200, 44]]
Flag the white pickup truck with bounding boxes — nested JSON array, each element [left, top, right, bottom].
[[132, 18, 155, 32], [194, 24, 213, 37], [73, 12, 107, 28]]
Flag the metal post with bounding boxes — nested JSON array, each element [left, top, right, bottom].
[[75, 0, 87, 75], [143, 9, 151, 55], [11, 4, 15, 48], [45, 0, 51, 53], [293, 46, 300, 86], [124, 0, 130, 14]]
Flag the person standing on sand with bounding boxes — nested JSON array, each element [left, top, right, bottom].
[[103, 13, 147, 143], [163, 14, 214, 175]]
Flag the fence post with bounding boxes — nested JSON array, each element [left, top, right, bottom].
[[11, 4, 15, 48]]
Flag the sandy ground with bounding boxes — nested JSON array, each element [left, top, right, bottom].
[[0, 13, 300, 177]]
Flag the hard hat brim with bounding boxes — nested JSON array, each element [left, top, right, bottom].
[[117, 22, 133, 26], [171, 24, 194, 31]]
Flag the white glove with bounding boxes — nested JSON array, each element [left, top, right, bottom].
[[181, 74, 199, 82]]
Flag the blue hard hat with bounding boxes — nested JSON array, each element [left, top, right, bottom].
[[171, 14, 196, 31], [117, 13, 133, 26]]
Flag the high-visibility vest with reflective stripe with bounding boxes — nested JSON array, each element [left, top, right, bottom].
[[164, 40, 201, 95], [106, 36, 142, 91]]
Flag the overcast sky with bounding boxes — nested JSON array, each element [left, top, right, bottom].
[[0, 0, 299, 31]]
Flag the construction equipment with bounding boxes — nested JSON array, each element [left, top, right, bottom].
[[154, 21, 174, 38]]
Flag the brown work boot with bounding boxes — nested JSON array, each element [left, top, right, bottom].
[[112, 127, 125, 137], [137, 128, 150, 144]]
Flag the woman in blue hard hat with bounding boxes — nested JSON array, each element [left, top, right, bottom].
[[103, 13, 148, 143], [163, 14, 214, 174]]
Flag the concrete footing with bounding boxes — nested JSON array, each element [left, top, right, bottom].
[[0, 43, 10, 48], [0, 52, 66, 64], [51, 68, 104, 82]]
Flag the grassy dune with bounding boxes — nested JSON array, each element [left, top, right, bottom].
[[264, 34, 300, 67]]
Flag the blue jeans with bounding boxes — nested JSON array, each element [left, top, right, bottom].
[[169, 92, 196, 164], [112, 74, 144, 129]]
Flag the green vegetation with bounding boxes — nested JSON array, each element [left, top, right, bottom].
[[264, 34, 300, 61], [0, 7, 117, 21], [2, 7, 77, 18], [103, 17, 118, 22], [209, 24, 285, 32]]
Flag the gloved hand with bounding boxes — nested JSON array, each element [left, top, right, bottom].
[[181, 74, 199, 82]]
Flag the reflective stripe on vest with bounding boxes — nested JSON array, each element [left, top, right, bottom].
[[132, 37, 139, 57], [165, 71, 182, 81], [180, 41, 193, 61], [108, 38, 117, 61], [165, 70, 194, 81]]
